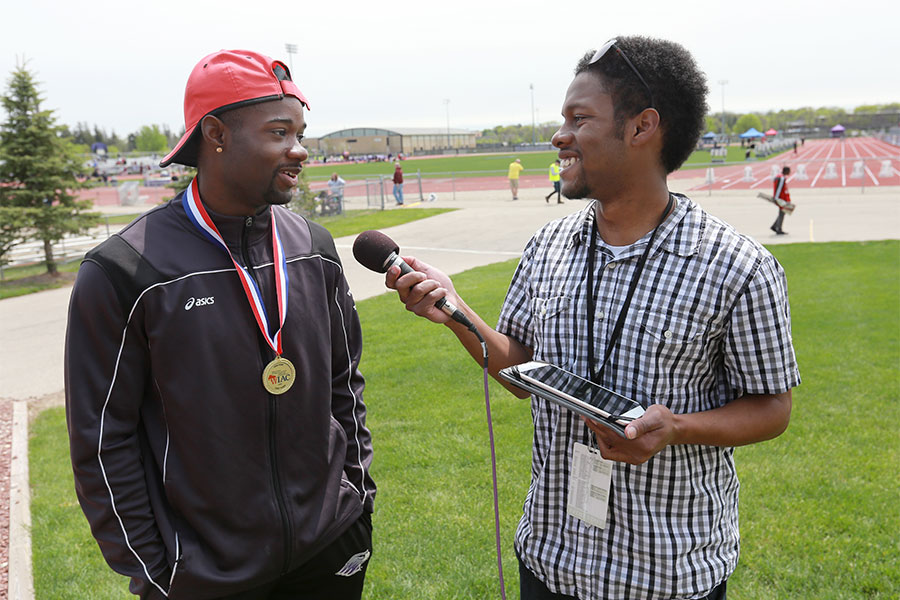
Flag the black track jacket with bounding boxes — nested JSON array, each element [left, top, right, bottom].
[[64, 192, 375, 598]]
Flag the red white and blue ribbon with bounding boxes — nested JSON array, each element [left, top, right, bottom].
[[182, 178, 289, 356]]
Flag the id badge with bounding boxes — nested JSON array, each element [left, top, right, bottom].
[[567, 442, 612, 529]]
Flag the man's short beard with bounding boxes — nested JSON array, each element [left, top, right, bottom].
[[562, 180, 589, 201], [263, 172, 294, 206], [263, 188, 293, 206]]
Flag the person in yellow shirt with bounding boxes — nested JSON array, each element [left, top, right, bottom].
[[508, 158, 524, 200], [545, 159, 563, 203]]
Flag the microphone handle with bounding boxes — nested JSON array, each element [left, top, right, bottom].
[[382, 251, 474, 328], [382, 251, 414, 276]]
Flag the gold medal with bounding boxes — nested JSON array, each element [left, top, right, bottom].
[[262, 356, 296, 395]]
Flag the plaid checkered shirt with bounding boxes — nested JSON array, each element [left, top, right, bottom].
[[497, 194, 800, 599]]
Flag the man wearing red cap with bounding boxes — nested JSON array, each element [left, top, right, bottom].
[[65, 50, 375, 599]]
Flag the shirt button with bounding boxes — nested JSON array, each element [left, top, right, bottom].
[[606, 262, 617, 270], [664, 330, 673, 339], [597, 311, 605, 320], [541, 307, 547, 316]]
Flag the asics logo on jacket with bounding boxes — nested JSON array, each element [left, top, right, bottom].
[[184, 296, 215, 310]]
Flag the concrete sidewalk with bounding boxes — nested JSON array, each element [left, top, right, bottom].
[[1, 180, 897, 598]]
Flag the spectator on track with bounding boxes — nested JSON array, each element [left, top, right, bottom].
[[771, 166, 792, 235], [508, 158, 524, 200]]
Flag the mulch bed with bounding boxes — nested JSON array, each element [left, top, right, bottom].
[[0, 398, 13, 598]]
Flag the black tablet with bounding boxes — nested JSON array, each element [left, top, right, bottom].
[[499, 361, 644, 436]]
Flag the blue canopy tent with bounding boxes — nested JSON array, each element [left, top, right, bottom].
[[830, 124, 846, 138], [702, 131, 718, 140], [739, 127, 765, 139]]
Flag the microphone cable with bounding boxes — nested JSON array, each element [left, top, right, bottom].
[[465, 323, 507, 600], [350, 230, 506, 596]]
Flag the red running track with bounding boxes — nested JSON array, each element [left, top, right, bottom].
[[677, 137, 900, 191], [76, 185, 174, 207]]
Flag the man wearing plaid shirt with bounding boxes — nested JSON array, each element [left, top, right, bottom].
[[386, 36, 798, 600]]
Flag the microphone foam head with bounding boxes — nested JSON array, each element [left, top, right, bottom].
[[353, 230, 400, 273]]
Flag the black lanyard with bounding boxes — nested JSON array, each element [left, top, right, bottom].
[[586, 194, 674, 383]]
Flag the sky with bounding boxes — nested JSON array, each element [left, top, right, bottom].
[[2, 0, 898, 139]]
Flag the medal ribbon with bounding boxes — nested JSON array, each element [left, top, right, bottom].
[[182, 178, 289, 356]]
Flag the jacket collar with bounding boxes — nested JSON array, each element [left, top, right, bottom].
[[176, 188, 274, 250], [206, 203, 272, 250]]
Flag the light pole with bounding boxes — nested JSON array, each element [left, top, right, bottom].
[[443, 99, 451, 148], [530, 83, 536, 145], [718, 80, 728, 138], [285, 43, 298, 74]]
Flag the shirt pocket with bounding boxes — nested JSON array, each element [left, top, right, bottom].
[[531, 294, 573, 365], [638, 310, 709, 399]]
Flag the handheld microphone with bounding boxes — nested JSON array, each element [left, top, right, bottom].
[[352, 230, 475, 330], [354, 231, 501, 594]]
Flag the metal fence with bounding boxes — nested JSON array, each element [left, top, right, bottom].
[[0, 218, 119, 278], [364, 178, 385, 210]]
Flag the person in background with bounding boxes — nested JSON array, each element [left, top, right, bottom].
[[328, 171, 346, 208], [65, 49, 375, 599], [392, 161, 404, 205], [384, 35, 797, 600], [771, 165, 791, 235], [508, 157, 524, 200], [545, 158, 562, 203]]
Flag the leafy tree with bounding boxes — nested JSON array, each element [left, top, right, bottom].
[[733, 113, 764, 134], [477, 122, 560, 146], [704, 115, 723, 134], [0, 62, 99, 274], [134, 124, 169, 153], [289, 170, 317, 218], [162, 167, 193, 203], [70, 142, 91, 156]]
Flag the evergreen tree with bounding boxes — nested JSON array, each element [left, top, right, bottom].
[[72, 121, 92, 145], [0, 62, 99, 274]]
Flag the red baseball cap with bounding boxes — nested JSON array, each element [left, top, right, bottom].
[[160, 49, 310, 167]]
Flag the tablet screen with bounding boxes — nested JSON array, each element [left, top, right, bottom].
[[518, 364, 642, 420]]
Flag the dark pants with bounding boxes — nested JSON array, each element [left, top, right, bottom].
[[218, 513, 372, 599], [546, 181, 561, 202], [141, 513, 373, 600], [518, 558, 727, 600], [772, 210, 786, 233]]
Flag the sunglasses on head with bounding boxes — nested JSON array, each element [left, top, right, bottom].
[[589, 39, 655, 109]]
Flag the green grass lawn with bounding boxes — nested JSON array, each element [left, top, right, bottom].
[[0, 261, 81, 300], [30, 240, 899, 598], [682, 145, 747, 166], [316, 207, 454, 239]]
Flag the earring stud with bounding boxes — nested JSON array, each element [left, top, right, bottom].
[[216, 146, 223, 153]]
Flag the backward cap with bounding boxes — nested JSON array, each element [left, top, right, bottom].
[[160, 49, 310, 168]]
